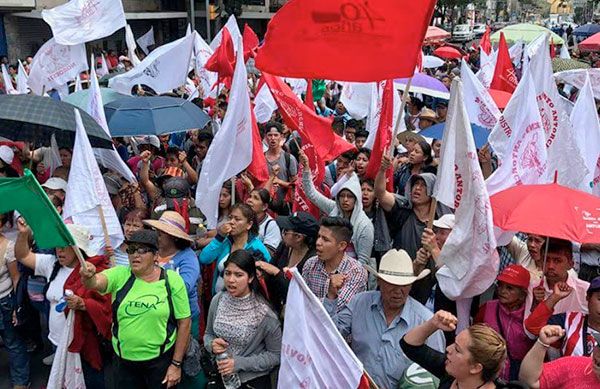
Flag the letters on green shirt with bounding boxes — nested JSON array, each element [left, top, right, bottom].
[[102, 266, 191, 361]]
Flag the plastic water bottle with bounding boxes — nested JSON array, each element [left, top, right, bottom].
[[215, 352, 241, 389], [55, 289, 74, 312]]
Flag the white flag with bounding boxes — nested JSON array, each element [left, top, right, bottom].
[[137, 26, 155, 55], [63, 110, 124, 254], [48, 134, 63, 175], [529, 36, 588, 189], [16, 61, 29, 94], [87, 54, 136, 184], [96, 54, 110, 77], [1, 64, 16, 94], [364, 82, 402, 150], [570, 75, 600, 195], [340, 82, 372, 119], [554, 68, 600, 100], [434, 79, 499, 299], [28, 38, 88, 96], [253, 83, 277, 124], [509, 40, 524, 68], [125, 24, 141, 67], [486, 71, 548, 196], [210, 15, 242, 52], [196, 38, 253, 229], [461, 59, 500, 129], [278, 268, 365, 388], [476, 48, 495, 89], [192, 31, 218, 99], [560, 43, 571, 59], [42, 0, 126, 45], [109, 34, 194, 95]]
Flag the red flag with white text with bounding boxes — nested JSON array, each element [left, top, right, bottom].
[[490, 32, 517, 93]]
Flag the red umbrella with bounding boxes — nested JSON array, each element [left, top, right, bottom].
[[425, 26, 451, 42], [490, 182, 600, 243], [488, 88, 512, 109], [433, 46, 463, 59], [579, 32, 600, 52]]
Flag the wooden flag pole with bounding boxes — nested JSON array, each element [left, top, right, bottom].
[[72, 245, 88, 269], [427, 197, 438, 229], [96, 205, 115, 266], [363, 370, 380, 389], [389, 77, 413, 158]]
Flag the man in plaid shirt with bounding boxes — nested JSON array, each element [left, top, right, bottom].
[[302, 216, 367, 313]]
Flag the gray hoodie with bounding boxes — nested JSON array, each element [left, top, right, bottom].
[[302, 171, 374, 266]]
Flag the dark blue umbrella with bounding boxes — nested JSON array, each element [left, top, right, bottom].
[[573, 24, 600, 38], [104, 96, 210, 137], [419, 122, 490, 149]]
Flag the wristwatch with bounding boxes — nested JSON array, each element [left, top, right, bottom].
[[171, 359, 182, 368]]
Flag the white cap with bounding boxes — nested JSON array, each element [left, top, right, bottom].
[[433, 214, 455, 230], [66, 224, 97, 257], [42, 177, 68, 192], [136, 135, 160, 149], [0, 145, 14, 164]]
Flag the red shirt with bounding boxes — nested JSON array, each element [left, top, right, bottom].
[[540, 356, 600, 389]]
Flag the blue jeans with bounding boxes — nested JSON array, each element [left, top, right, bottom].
[[0, 293, 30, 386]]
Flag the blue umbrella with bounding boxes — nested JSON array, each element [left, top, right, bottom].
[[104, 96, 210, 137], [419, 122, 490, 149], [573, 24, 600, 38]]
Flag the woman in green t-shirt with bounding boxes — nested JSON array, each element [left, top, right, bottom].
[[80, 229, 191, 389]]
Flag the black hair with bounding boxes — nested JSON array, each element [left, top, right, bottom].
[[265, 121, 284, 134], [320, 216, 353, 243], [197, 130, 214, 145], [231, 203, 259, 236], [356, 147, 371, 159], [217, 101, 228, 111], [174, 237, 192, 250], [355, 129, 369, 140], [0, 163, 18, 177], [411, 97, 425, 111], [221, 180, 241, 205], [346, 119, 360, 129], [224, 249, 270, 302], [166, 146, 180, 157], [251, 188, 271, 207], [339, 150, 357, 161], [0, 211, 14, 229], [547, 238, 573, 259], [415, 140, 434, 165], [360, 178, 375, 189]]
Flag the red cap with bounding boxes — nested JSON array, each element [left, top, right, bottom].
[[497, 265, 530, 290]]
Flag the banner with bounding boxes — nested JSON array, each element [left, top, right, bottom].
[[461, 59, 500, 129], [109, 34, 194, 95], [42, 0, 126, 45], [28, 38, 88, 96], [192, 31, 218, 99], [125, 24, 141, 67], [137, 26, 155, 55], [340, 82, 372, 120]]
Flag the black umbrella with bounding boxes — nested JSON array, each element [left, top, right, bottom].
[[0, 94, 113, 149]]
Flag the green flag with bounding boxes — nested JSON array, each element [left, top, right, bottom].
[[0, 170, 74, 249], [313, 79, 326, 102]]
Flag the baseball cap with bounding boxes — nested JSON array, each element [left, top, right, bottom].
[[156, 167, 185, 188], [497, 265, 530, 290], [137, 135, 160, 149], [163, 177, 190, 199], [0, 145, 14, 164], [587, 276, 600, 296], [433, 214, 455, 230], [126, 229, 158, 250], [276, 212, 319, 239], [42, 177, 68, 192]]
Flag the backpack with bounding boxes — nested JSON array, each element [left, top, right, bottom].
[[111, 268, 177, 358], [42, 260, 62, 297]]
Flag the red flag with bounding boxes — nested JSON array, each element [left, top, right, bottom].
[[247, 109, 269, 184], [304, 79, 314, 109], [205, 27, 235, 87], [255, 0, 437, 82], [243, 24, 259, 62], [490, 32, 517, 94], [480, 26, 491, 55], [364, 80, 394, 191], [262, 73, 354, 162], [293, 143, 328, 219], [550, 38, 556, 59], [416, 50, 423, 73]]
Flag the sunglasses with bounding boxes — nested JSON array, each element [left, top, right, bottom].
[[126, 245, 155, 255]]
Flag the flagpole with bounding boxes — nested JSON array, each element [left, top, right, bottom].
[[427, 197, 438, 229], [231, 176, 236, 207], [72, 245, 88, 269], [389, 77, 413, 157], [96, 205, 115, 266], [363, 370, 380, 389]]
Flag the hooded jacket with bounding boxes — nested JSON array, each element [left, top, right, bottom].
[[302, 170, 374, 266]]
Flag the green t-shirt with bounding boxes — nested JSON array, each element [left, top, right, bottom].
[[397, 363, 440, 389], [102, 266, 191, 361]]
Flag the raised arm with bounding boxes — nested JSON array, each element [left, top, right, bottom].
[[374, 155, 396, 212], [14, 218, 36, 270], [519, 325, 565, 389], [79, 261, 109, 294]]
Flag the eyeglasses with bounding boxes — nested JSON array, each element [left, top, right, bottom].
[[126, 245, 155, 255], [281, 230, 305, 238]]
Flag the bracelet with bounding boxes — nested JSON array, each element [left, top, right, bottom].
[[536, 338, 550, 349], [171, 359, 182, 368]]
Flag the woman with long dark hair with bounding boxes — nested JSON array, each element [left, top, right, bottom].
[[204, 249, 282, 389], [394, 140, 437, 196], [245, 188, 281, 256]]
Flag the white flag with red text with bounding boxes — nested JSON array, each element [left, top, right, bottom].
[[461, 59, 500, 129], [192, 31, 218, 99], [279, 268, 369, 389], [434, 79, 499, 299], [42, 0, 126, 45], [253, 83, 278, 124], [340, 82, 372, 120], [570, 74, 600, 195], [63, 110, 124, 254], [196, 38, 253, 228]]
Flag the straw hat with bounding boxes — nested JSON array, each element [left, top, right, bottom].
[[418, 108, 438, 123], [66, 224, 98, 257], [143, 211, 193, 242], [365, 249, 430, 286]]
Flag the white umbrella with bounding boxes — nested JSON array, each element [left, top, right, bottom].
[[423, 55, 445, 69]]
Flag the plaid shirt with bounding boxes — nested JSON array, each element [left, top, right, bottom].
[[302, 254, 367, 313]]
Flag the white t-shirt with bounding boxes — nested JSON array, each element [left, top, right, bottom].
[[0, 240, 16, 299], [258, 215, 281, 252], [35, 254, 74, 346]]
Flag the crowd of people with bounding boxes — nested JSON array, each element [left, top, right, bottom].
[[1, 21, 600, 389]]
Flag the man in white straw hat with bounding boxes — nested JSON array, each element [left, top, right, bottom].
[[323, 248, 446, 389]]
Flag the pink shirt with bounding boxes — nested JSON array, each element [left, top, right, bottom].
[[540, 356, 600, 389], [524, 271, 590, 319]]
